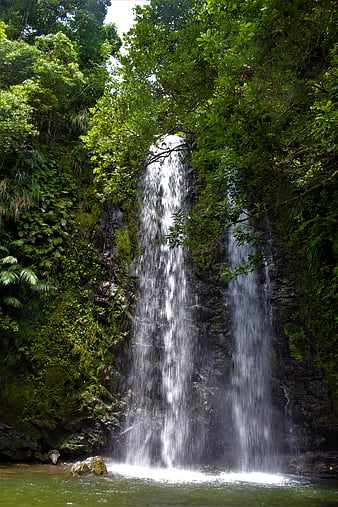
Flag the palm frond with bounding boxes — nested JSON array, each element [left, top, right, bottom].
[[31, 282, 55, 293], [19, 268, 38, 285], [0, 270, 19, 285], [3, 296, 22, 308], [0, 255, 18, 265]]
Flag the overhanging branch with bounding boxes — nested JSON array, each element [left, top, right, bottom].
[[146, 143, 190, 166]]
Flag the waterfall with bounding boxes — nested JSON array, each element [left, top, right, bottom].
[[124, 135, 196, 468], [120, 137, 280, 473], [228, 220, 276, 471]]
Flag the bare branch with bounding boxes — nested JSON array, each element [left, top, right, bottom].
[[147, 143, 190, 166]]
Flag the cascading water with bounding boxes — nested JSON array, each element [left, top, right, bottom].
[[124, 135, 196, 468], [228, 219, 276, 471], [117, 137, 282, 478]]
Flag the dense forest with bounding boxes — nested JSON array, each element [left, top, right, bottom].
[[0, 0, 336, 462]]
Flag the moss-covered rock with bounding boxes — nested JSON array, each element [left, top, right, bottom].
[[71, 456, 107, 476]]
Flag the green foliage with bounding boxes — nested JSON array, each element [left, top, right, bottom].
[[0, 86, 36, 154], [115, 228, 133, 267], [83, 83, 158, 209], [0, 252, 51, 296], [0, 36, 39, 87], [166, 210, 188, 248], [0, 0, 336, 438], [283, 322, 309, 363], [0, 0, 125, 439], [13, 285, 124, 427], [0, 251, 53, 345], [220, 252, 264, 281]]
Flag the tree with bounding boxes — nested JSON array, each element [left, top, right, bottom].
[[0, 0, 121, 67]]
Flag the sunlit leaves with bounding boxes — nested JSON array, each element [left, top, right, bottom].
[[34, 31, 79, 63], [0, 270, 18, 286], [0, 256, 17, 265], [0, 37, 39, 87], [0, 21, 6, 38], [83, 81, 159, 205], [0, 256, 37, 287]]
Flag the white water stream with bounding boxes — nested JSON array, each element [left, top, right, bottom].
[[228, 220, 276, 471]]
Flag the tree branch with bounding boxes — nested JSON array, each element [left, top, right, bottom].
[[275, 169, 338, 209], [147, 142, 190, 166]]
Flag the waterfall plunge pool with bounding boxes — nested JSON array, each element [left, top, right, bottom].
[[1, 463, 337, 507]]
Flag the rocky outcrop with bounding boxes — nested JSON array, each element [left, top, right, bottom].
[[54, 418, 108, 459], [0, 424, 39, 461], [0, 417, 109, 463]]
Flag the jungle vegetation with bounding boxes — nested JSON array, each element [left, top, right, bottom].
[[0, 0, 337, 448]]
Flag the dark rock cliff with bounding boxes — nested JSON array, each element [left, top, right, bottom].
[[265, 223, 338, 457]]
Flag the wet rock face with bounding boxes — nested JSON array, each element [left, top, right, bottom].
[[186, 250, 234, 465], [56, 418, 108, 459], [0, 417, 109, 464], [0, 425, 38, 461], [186, 222, 337, 465], [95, 208, 123, 259], [264, 224, 338, 454]]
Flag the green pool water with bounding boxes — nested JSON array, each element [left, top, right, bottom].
[[0, 464, 337, 506]]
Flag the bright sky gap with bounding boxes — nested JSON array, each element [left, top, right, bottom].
[[105, 0, 150, 35]]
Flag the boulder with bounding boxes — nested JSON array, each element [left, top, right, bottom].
[[71, 456, 107, 476], [48, 449, 60, 464]]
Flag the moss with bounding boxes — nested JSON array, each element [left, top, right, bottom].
[[284, 322, 309, 363], [71, 456, 107, 476], [115, 227, 132, 266], [300, 273, 338, 410]]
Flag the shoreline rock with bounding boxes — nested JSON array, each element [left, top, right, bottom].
[[286, 452, 338, 480], [71, 456, 108, 476]]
